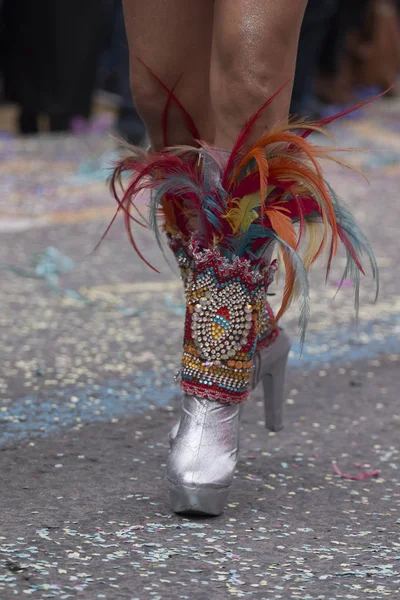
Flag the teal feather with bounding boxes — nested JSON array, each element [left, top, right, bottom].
[[225, 224, 275, 258], [327, 184, 379, 310]]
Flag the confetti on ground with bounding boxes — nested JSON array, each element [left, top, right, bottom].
[[1, 99, 400, 598], [332, 461, 381, 481]]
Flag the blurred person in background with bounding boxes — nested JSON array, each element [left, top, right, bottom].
[[291, 0, 339, 118], [344, 0, 400, 94], [0, 0, 104, 134], [292, 0, 400, 118], [100, 0, 146, 145], [317, 0, 372, 106]]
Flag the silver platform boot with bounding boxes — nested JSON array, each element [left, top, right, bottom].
[[166, 240, 280, 515], [167, 327, 290, 516], [167, 395, 240, 516], [169, 326, 291, 446]]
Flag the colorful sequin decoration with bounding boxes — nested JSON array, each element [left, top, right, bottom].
[[257, 300, 279, 351], [172, 240, 277, 404]]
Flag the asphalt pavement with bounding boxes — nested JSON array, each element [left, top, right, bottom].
[[0, 99, 399, 599]]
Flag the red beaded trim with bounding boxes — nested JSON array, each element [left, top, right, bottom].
[[257, 300, 279, 350], [181, 380, 249, 404]]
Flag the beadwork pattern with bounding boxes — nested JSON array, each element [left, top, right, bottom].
[[258, 301, 279, 351], [169, 234, 279, 349], [172, 239, 278, 404]]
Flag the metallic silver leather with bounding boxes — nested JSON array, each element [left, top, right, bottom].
[[167, 394, 240, 515], [169, 420, 180, 447], [169, 327, 291, 446]]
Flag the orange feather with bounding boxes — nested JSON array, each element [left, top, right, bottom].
[[254, 131, 325, 181], [275, 248, 296, 322], [265, 205, 297, 249]]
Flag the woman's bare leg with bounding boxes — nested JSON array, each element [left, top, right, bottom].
[[210, 0, 308, 149], [122, 0, 214, 149]]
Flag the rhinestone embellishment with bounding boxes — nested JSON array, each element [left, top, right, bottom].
[[169, 239, 278, 403]]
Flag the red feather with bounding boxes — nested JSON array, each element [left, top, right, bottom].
[[301, 87, 392, 139], [230, 172, 260, 198], [337, 225, 365, 275], [123, 202, 159, 273], [137, 57, 200, 141], [222, 80, 290, 188], [162, 76, 181, 147]]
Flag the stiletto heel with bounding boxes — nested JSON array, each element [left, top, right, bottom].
[[262, 349, 289, 432]]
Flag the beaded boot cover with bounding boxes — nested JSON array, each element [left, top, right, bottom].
[[169, 234, 279, 355], [174, 241, 277, 403]]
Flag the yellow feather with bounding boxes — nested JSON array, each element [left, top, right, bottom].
[[212, 233, 222, 247], [223, 192, 261, 234], [302, 221, 325, 270]]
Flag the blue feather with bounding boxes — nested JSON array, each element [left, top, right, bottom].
[[225, 224, 275, 258], [327, 184, 379, 312]]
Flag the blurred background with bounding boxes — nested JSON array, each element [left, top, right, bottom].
[[0, 0, 146, 142], [1, 1, 400, 597], [0, 0, 399, 138]]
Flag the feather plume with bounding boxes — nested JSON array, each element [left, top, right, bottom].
[[272, 235, 310, 345], [222, 80, 290, 188], [105, 78, 380, 341], [136, 58, 200, 141], [265, 204, 297, 250]]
